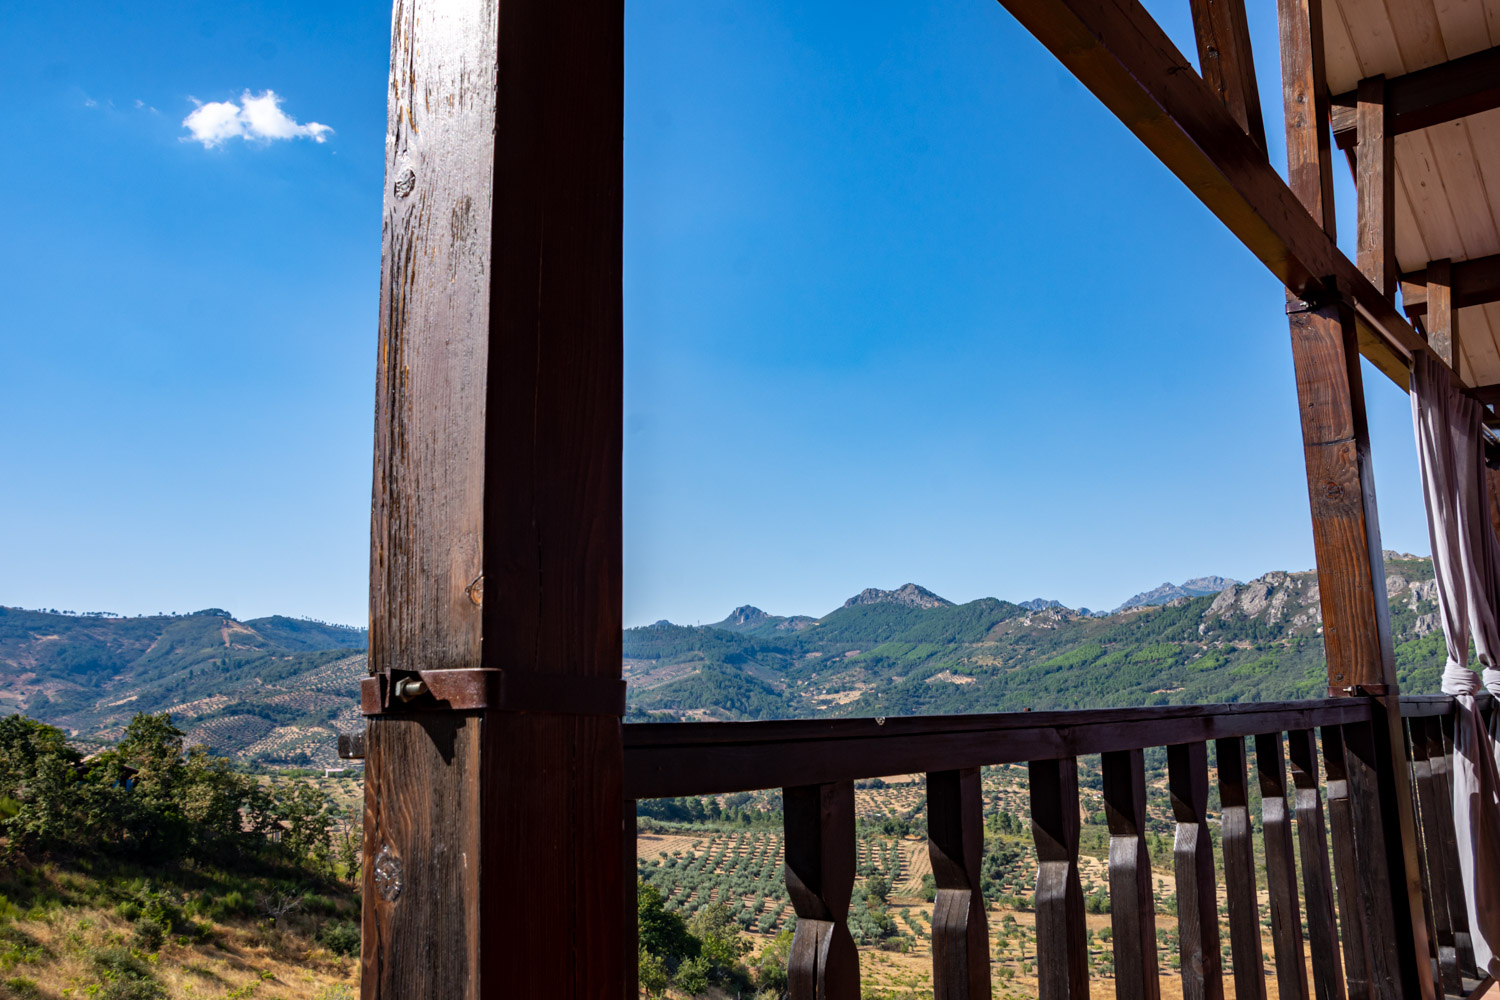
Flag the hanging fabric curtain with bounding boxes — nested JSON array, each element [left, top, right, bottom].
[[1410, 350, 1500, 978]]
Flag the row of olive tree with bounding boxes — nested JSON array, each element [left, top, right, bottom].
[[0, 711, 342, 874]]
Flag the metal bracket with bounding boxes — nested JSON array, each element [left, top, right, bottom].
[[1286, 278, 1345, 314], [1329, 683, 1391, 697], [360, 667, 626, 717]]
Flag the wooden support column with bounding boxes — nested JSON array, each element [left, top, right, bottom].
[[361, 0, 624, 997], [1407, 719, 1459, 994], [928, 768, 992, 1000], [1189, 0, 1266, 148], [1167, 742, 1224, 1000], [1287, 730, 1347, 1000], [1216, 737, 1268, 1000], [1322, 726, 1374, 1000], [1431, 716, 1480, 978], [1427, 259, 1456, 369], [1102, 749, 1161, 1000], [1357, 77, 1397, 297], [1030, 758, 1089, 1000], [1255, 733, 1311, 1000], [1278, 0, 1336, 236], [784, 781, 859, 1000]]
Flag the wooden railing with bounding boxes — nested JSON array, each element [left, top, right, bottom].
[[621, 696, 1493, 1000]]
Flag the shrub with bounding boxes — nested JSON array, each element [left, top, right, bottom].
[[320, 921, 361, 958]]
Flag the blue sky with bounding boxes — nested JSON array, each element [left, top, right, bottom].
[[2, 0, 1432, 629]]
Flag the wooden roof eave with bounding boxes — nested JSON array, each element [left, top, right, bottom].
[[993, 0, 1447, 393]]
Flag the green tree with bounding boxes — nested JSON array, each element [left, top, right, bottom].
[[638, 948, 670, 998], [637, 881, 698, 971]]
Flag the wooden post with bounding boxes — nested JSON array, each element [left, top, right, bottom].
[[928, 768, 992, 1000], [1189, 0, 1266, 148], [1030, 758, 1090, 1000], [1287, 729, 1347, 1000], [1102, 748, 1161, 1000], [1356, 76, 1396, 297], [1167, 742, 1224, 1000], [1216, 737, 1268, 1000], [784, 781, 859, 1000], [362, 0, 624, 997], [1255, 733, 1310, 1000], [1322, 725, 1374, 1000], [1426, 259, 1456, 370]]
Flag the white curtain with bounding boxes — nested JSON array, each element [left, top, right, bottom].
[[1410, 350, 1500, 978]]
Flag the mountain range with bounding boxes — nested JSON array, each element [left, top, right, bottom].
[[0, 555, 1448, 762]]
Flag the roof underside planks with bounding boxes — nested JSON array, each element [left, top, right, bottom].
[[1322, 0, 1500, 385]]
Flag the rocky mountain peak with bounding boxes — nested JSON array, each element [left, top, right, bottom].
[[1114, 576, 1241, 613], [842, 583, 952, 610], [1018, 598, 1064, 612], [723, 605, 771, 627]]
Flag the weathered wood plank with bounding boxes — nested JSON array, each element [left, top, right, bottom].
[[1188, 0, 1266, 147], [784, 781, 859, 1000], [1407, 718, 1459, 995], [625, 799, 638, 1000], [1404, 253, 1500, 316], [1217, 737, 1268, 1000], [1432, 714, 1480, 979], [928, 768, 992, 1000], [1030, 757, 1089, 1000], [1167, 742, 1224, 1000], [1322, 725, 1373, 1000], [1256, 732, 1310, 1000], [1288, 729, 1347, 1000], [1356, 77, 1397, 298], [1278, 0, 1337, 235], [1426, 260, 1457, 373], [1103, 748, 1160, 1000]]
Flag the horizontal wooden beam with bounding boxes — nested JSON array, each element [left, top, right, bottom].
[[1330, 46, 1500, 150], [1401, 253, 1500, 315], [990, 0, 1436, 391]]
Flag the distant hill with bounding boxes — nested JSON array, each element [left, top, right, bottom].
[[1113, 576, 1241, 612]]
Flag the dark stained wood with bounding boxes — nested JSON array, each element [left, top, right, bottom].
[[365, 0, 625, 995], [1030, 758, 1090, 1000], [1407, 719, 1459, 995], [928, 768, 992, 1000], [1404, 254, 1500, 317], [1256, 733, 1311, 1000], [1287, 729, 1347, 1000], [1167, 742, 1224, 1000], [1285, 294, 1398, 692], [1322, 725, 1374, 1000], [1330, 46, 1500, 149], [625, 799, 638, 1000], [1188, 0, 1266, 148], [989, 0, 1435, 392], [1217, 737, 1268, 1000], [1432, 714, 1480, 979], [623, 700, 1373, 799], [1356, 77, 1397, 298], [784, 781, 859, 1000], [1343, 713, 1435, 1000], [1277, 0, 1336, 235], [1102, 749, 1161, 1000], [1426, 260, 1457, 374]]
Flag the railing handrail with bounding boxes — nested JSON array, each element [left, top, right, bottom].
[[623, 696, 1380, 799]]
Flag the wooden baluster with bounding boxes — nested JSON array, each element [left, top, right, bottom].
[[1407, 718, 1456, 994], [1103, 749, 1161, 1000], [1287, 729, 1347, 1000], [1430, 714, 1478, 980], [1217, 736, 1268, 1000], [625, 798, 638, 999], [1167, 742, 1224, 1000], [1256, 732, 1311, 1000], [784, 780, 858, 1000], [1322, 725, 1374, 1000], [1030, 757, 1089, 1000], [928, 768, 992, 1000]]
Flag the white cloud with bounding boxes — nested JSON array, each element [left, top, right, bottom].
[[182, 90, 331, 148]]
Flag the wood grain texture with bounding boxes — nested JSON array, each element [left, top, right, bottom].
[[1030, 758, 1090, 1000], [1255, 733, 1311, 1000], [1287, 729, 1348, 1000], [1102, 749, 1161, 1000], [784, 781, 859, 1000], [1357, 77, 1398, 297], [1322, 726, 1374, 1000], [1428, 259, 1458, 370], [1217, 737, 1268, 1000], [1406, 718, 1459, 995], [1329, 45, 1500, 145], [927, 769, 992, 1000], [1431, 715, 1480, 979], [1167, 742, 1224, 1000], [1286, 296, 1398, 692], [1189, 0, 1267, 147]]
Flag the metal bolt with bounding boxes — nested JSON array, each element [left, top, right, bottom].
[[393, 677, 427, 701]]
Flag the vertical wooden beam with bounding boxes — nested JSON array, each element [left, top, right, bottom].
[[1030, 758, 1090, 1000], [1322, 726, 1374, 1000], [1433, 714, 1480, 979], [1427, 259, 1457, 371], [625, 800, 639, 1000], [1407, 719, 1459, 995], [1217, 737, 1268, 1000], [928, 768, 992, 1000], [363, 0, 624, 997], [1190, 0, 1267, 148], [1167, 742, 1224, 1000], [1288, 729, 1348, 1000], [1256, 733, 1311, 1000], [1357, 77, 1397, 297], [1103, 749, 1161, 1000], [1278, 0, 1336, 234], [784, 781, 859, 1000]]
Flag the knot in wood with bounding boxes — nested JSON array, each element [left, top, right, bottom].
[[1321, 480, 1345, 501], [393, 167, 416, 199], [374, 844, 403, 901]]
